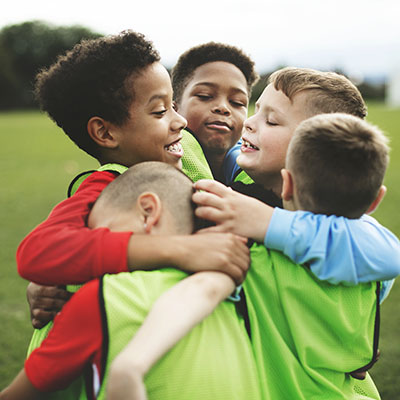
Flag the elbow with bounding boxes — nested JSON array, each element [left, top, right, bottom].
[[16, 244, 33, 281], [190, 272, 234, 302]]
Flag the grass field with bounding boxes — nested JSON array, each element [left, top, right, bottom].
[[1, 106, 400, 397]]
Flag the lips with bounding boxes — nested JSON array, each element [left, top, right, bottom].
[[205, 120, 232, 132], [165, 137, 184, 157]]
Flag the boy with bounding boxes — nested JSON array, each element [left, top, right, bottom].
[[197, 67, 399, 289], [15, 31, 251, 399], [0, 162, 262, 400], [171, 42, 259, 182], [110, 114, 389, 399], [23, 64, 399, 326]]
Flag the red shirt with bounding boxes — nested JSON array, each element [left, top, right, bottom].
[[25, 279, 103, 396], [17, 171, 131, 285]]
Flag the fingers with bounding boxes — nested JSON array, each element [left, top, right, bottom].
[[27, 283, 72, 328], [193, 179, 231, 197], [31, 310, 57, 329], [192, 190, 226, 210]]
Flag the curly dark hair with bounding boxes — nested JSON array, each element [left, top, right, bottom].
[[171, 42, 259, 104], [34, 30, 160, 159]]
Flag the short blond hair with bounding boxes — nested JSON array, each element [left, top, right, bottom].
[[268, 67, 367, 119], [287, 113, 389, 218]]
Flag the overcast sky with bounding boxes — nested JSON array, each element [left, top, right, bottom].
[[2, 0, 400, 80]]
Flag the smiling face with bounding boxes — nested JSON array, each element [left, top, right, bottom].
[[112, 62, 187, 168], [176, 61, 249, 157], [237, 83, 310, 194]]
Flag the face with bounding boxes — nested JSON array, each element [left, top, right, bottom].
[[177, 61, 248, 157], [237, 84, 310, 191], [112, 62, 187, 168]]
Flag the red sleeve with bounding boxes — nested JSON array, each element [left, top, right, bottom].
[[25, 280, 103, 392], [17, 171, 132, 285]]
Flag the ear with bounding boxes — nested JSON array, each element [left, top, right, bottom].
[[87, 117, 119, 149], [137, 192, 162, 233], [281, 168, 294, 202], [366, 185, 386, 215]]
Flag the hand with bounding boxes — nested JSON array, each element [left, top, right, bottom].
[[175, 232, 250, 285], [26, 282, 72, 329], [193, 179, 274, 243]]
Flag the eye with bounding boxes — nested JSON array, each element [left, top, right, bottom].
[[230, 100, 247, 108], [153, 109, 167, 116], [266, 120, 278, 126], [195, 94, 212, 101]]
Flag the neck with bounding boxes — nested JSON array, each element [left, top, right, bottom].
[[248, 171, 283, 198], [204, 151, 226, 183]]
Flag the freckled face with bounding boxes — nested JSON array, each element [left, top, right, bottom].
[[177, 61, 249, 156], [237, 84, 310, 188]]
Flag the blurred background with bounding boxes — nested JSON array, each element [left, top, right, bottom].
[[1, 0, 399, 398]]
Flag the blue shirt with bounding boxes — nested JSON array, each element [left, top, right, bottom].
[[265, 208, 400, 301]]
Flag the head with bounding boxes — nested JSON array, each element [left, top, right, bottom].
[[35, 31, 186, 168], [172, 42, 259, 166], [282, 113, 389, 218], [88, 162, 196, 235], [238, 67, 367, 194]]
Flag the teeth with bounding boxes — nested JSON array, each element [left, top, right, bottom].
[[166, 142, 182, 153], [243, 139, 259, 150]]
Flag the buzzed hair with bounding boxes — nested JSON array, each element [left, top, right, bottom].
[[95, 162, 196, 233], [171, 42, 259, 104], [34, 30, 160, 159], [268, 67, 367, 119], [286, 113, 389, 218]]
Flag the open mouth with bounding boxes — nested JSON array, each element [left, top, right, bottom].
[[241, 138, 259, 150], [165, 138, 184, 157]]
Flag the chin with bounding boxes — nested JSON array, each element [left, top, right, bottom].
[[167, 158, 182, 170]]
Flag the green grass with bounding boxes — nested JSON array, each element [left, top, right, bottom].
[[1, 106, 400, 398]]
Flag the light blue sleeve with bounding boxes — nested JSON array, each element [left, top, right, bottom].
[[222, 140, 242, 185], [265, 208, 400, 289]]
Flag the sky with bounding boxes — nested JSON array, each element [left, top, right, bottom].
[[2, 0, 400, 81]]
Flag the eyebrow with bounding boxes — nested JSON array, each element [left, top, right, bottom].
[[256, 103, 284, 118], [193, 82, 247, 96], [148, 94, 168, 104]]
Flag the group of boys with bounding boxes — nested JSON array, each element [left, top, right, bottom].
[[1, 30, 400, 400]]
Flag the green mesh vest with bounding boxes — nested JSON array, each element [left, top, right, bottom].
[[95, 269, 262, 400], [244, 243, 380, 399], [25, 130, 214, 398]]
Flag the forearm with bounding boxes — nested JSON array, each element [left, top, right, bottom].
[[266, 209, 400, 284], [0, 370, 42, 400]]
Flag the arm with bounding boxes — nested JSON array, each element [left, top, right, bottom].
[[17, 171, 130, 284], [265, 209, 400, 285], [1, 280, 102, 398], [0, 370, 42, 400], [193, 179, 400, 285], [18, 172, 250, 286], [107, 272, 234, 400]]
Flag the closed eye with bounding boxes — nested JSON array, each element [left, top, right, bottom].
[[195, 94, 212, 101], [230, 100, 247, 108], [153, 109, 167, 116]]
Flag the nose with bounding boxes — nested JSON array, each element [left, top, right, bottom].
[[212, 100, 230, 116], [171, 109, 187, 132], [243, 115, 255, 133]]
